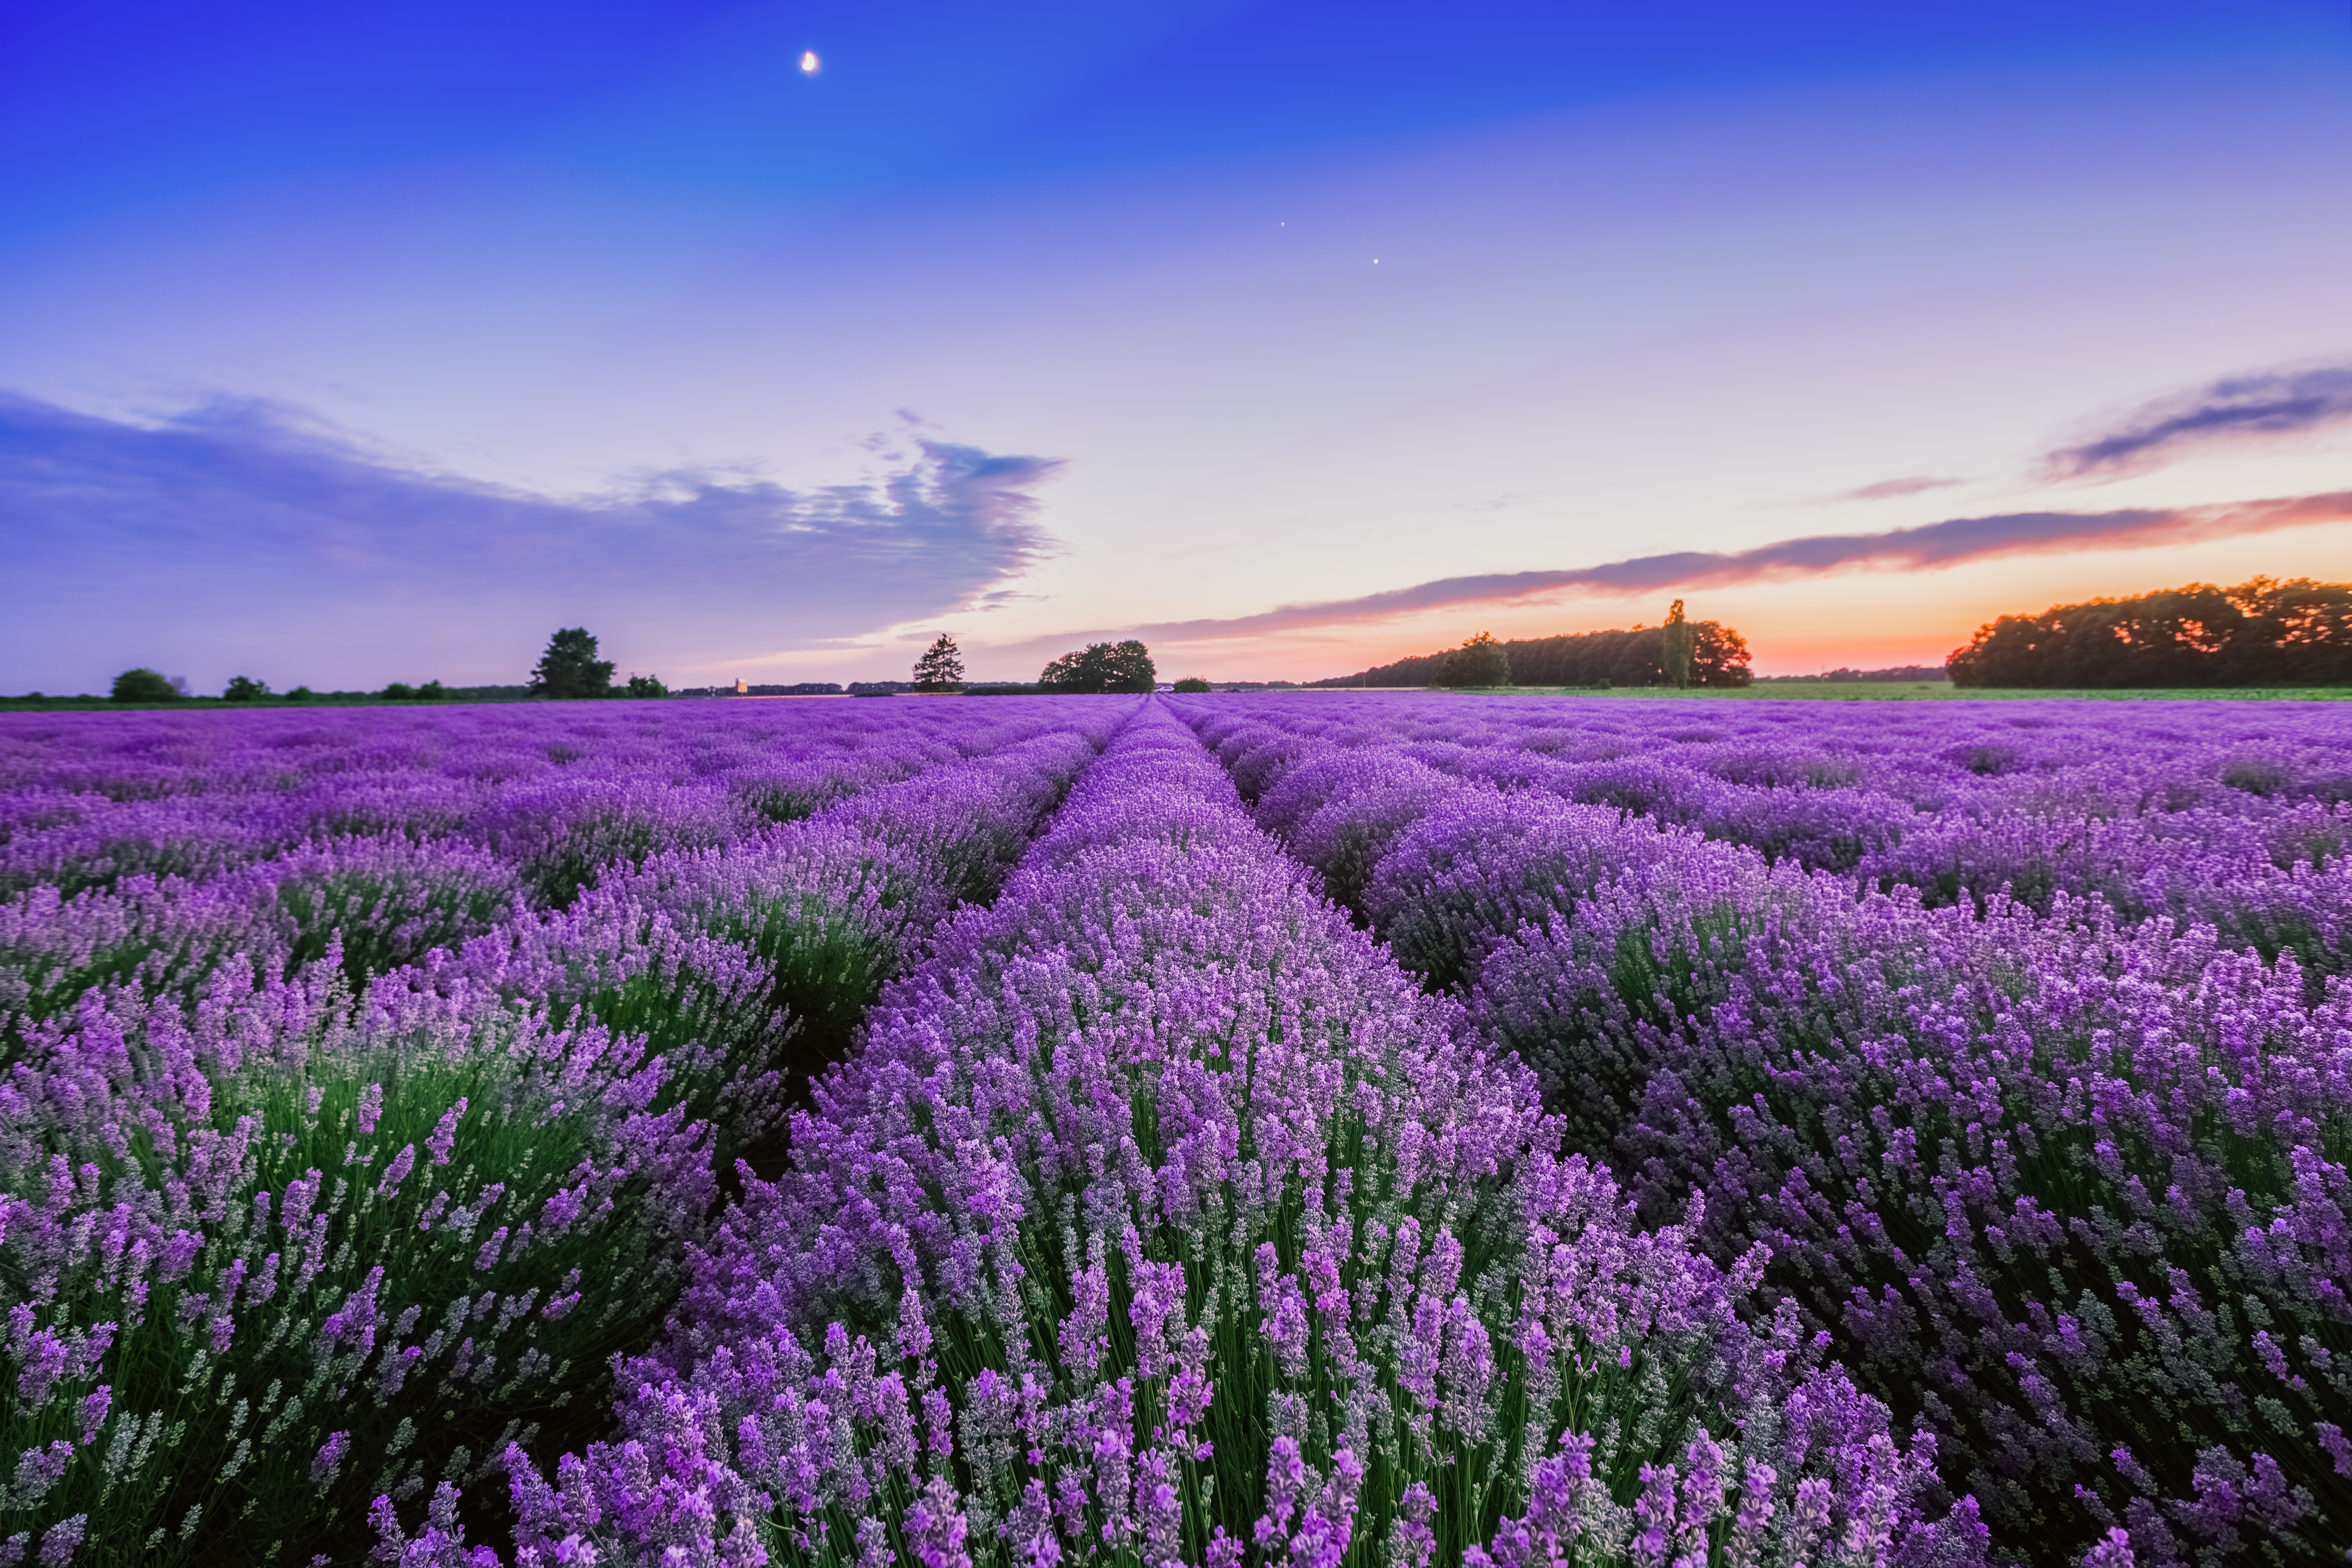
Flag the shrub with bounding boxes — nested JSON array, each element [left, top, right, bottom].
[[109, 669, 179, 704], [222, 677, 270, 703], [1173, 677, 1213, 693]]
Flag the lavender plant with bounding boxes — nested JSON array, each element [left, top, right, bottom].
[[466, 708, 1978, 1568], [1173, 695, 2352, 1565], [0, 701, 1125, 1564], [0, 967, 742, 1565]]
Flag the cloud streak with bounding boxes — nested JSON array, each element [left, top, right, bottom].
[[1841, 475, 1964, 500], [0, 393, 1061, 686], [1014, 489, 2352, 650], [2045, 362, 2352, 478]]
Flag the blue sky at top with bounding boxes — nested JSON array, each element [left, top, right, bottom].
[[4, 0, 2350, 688]]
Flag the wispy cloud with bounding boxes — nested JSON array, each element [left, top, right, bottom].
[[1007, 489, 2352, 650], [0, 393, 1061, 686], [1841, 475, 1965, 500], [2044, 361, 2352, 479]]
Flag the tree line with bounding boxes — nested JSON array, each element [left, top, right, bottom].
[[1946, 576, 2352, 688], [1314, 603, 1754, 689], [91, 629, 668, 705], [899, 634, 1165, 694]]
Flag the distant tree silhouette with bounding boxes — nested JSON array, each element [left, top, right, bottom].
[[912, 634, 966, 692], [110, 668, 180, 702], [223, 675, 270, 701], [529, 628, 615, 698], [1317, 618, 1751, 689], [1947, 577, 2352, 687], [1437, 631, 1512, 688], [1660, 599, 1695, 688], [1172, 677, 1213, 693], [1039, 640, 1155, 693]]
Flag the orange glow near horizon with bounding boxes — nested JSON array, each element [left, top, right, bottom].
[[1110, 522, 2352, 682]]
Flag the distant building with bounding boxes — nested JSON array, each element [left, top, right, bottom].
[[1153, 683, 1174, 693], [734, 678, 748, 695]]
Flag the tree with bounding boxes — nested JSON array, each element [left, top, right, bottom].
[[1947, 577, 2352, 688], [1173, 677, 1212, 693], [623, 674, 669, 699], [1436, 632, 1511, 688], [1316, 619, 1751, 689], [223, 676, 270, 701], [111, 668, 180, 702], [1690, 621, 1753, 687], [1660, 599, 1695, 688], [1038, 640, 1155, 694], [911, 634, 965, 692], [530, 628, 615, 699], [382, 681, 417, 700]]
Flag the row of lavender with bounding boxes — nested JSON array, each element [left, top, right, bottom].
[[1212, 694, 2352, 986], [0, 700, 1130, 1564], [0, 701, 1077, 905], [1168, 695, 2352, 1565], [1, 703, 1095, 1050], [409, 701, 1986, 1568]]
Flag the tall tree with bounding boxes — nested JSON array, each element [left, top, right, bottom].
[[911, 633, 965, 692], [1038, 640, 1155, 693], [1660, 599, 1695, 688], [529, 628, 615, 698], [1437, 631, 1511, 688]]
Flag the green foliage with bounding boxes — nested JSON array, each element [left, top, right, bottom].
[[109, 669, 180, 703], [1661, 599, 1695, 688], [1172, 677, 1213, 693], [417, 681, 447, 701], [222, 677, 270, 702], [1436, 631, 1511, 688], [287, 687, 316, 702], [529, 629, 616, 699], [381, 682, 417, 700], [1331, 619, 1753, 689], [623, 675, 668, 699], [1949, 575, 2352, 687], [0, 993, 731, 1566], [911, 634, 965, 693], [1037, 640, 1154, 694]]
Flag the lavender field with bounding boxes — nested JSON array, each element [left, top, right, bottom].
[[0, 695, 2345, 1568]]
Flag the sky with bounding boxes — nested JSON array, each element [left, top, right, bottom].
[[3, 0, 2350, 691]]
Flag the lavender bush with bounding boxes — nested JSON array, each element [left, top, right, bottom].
[[1175, 695, 2352, 1565], [12, 691, 2351, 1566], [471, 708, 1977, 1568], [0, 701, 1121, 1564], [0, 965, 742, 1566]]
